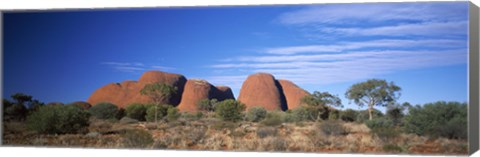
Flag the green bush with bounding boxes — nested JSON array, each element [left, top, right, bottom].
[[121, 129, 154, 148], [318, 120, 349, 136], [145, 104, 169, 122], [403, 101, 467, 139], [125, 103, 148, 121], [356, 109, 384, 123], [4, 104, 28, 121], [328, 110, 340, 120], [181, 112, 203, 121], [340, 109, 358, 122], [215, 99, 245, 122], [386, 106, 404, 126], [26, 105, 90, 134], [246, 106, 267, 122], [365, 118, 398, 143], [289, 106, 310, 122], [197, 98, 218, 112], [261, 111, 285, 127], [256, 126, 278, 138], [365, 118, 394, 130], [89, 102, 120, 120], [166, 107, 180, 121]]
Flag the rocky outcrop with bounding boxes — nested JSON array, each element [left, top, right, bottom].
[[70, 101, 92, 109], [238, 73, 310, 111], [177, 80, 236, 112], [238, 73, 285, 111], [87, 71, 187, 108], [278, 80, 310, 110], [177, 79, 213, 112]]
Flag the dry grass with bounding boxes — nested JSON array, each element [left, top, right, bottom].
[[2, 120, 468, 155]]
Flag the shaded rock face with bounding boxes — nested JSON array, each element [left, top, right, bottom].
[[213, 86, 235, 101], [87, 71, 187, 108], [238, 73, 285, 111], [277, 80, 310, 110], [70, 101, 92, 110]]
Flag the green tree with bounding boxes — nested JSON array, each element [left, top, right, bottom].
[[386, 102, 410, 126], [301, 91, 342, 121], [145, 104, 169, 122], [345, 79, 401, 120], [125, 103, 148, 121], [215, 99, 245, 122], [140, 83, 177, 123], [11, 93, 32, 106], [197, 98, 218, 112], [166, 106, 180, 121]]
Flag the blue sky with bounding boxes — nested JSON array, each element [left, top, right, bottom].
[[3, 2, 469, 112]]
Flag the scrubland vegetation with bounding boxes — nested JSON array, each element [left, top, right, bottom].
[[2, 79, 468, 155]]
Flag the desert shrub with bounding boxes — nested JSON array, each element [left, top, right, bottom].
[[215, 99, 245, 122], [125, 103, 148, 121], [119, 117, 139, 124], [185, 127, 207, 146], [383, 144, 403, 153], [356, 109, 384, 123], [256, 126, 278, 138], [365, 118, 394, 129], [328, 110, 340, 120], [246, 106, 267, 122], [289, 106, 310, 122], [340, 109, 358, 122], [268, 137, 287, 151], [4, 104, 28, 121], [121, 129, 154, 148], [211, 121, 236, 131], [116, 108, 126, 119], [386, 106, 404, 126], [318, 120, 349, 136], [26, 105, 90, 134], [89, 102, 120, 120], [261, 111, 284, 127], [197, 98, 218, 112], [145, 104, 169, 122], [181, 112, 203, 121], [403, 101, 467, 139], [166, 107, 180, 121], [366, 118, 398, 143]]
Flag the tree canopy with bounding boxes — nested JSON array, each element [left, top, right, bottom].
[[345, 79, 401, 120]]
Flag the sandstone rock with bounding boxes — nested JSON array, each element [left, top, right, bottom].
[[70, 101, 92, 109], [87, 70, 187, 108], [238, 73, 286, 111], [177, 79, 213, 113], [277, 80, 310, 110]]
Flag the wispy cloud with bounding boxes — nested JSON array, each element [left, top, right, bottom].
[[207, 2, 468, 87], [278, 2, 467, 25], [102, 62, 175, 73], [262, 39, 466, 55]]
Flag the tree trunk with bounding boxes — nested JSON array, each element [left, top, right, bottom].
[[368, 100, 374, 120]]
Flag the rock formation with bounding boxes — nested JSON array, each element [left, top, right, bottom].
[[70, 101, 92, 109], [238, 73, 310, 111], [278, 80, 310, 110], [87, 70, 187, 108], [238, 73, 285, 111], [177, 80, 236, 112]]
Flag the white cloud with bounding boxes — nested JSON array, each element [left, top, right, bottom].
[[102, 62, 175, 73], [262, 39, 466, 55], [318, 21, 467, 37], [279, 2, 467, 25], [210, 49, 467, 85]]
